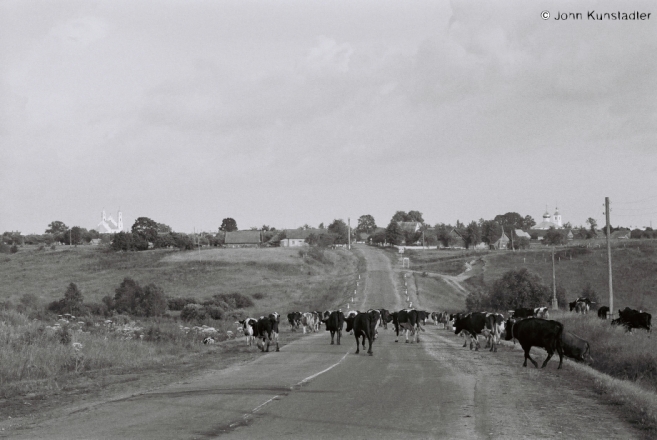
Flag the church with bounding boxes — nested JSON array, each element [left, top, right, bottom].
[[96, 209, 124, 234], [534, 207, 563, 230]]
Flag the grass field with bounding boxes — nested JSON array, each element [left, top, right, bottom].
[[0, 246, 360, 314], [404, 240, 657, 312], [0, 245, 360, 401]]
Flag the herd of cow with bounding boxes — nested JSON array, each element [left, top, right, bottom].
[[235, 298, 651, 370]]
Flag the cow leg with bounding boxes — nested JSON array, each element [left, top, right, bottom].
[[541, 349, 554, 368], [462, 333, 467, 348], [367, 334, 373, 356], [354, 335, 360, 354], [522, 345, 538, 368], [405, 328, 410, 343]]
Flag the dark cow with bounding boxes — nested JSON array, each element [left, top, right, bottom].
[[392, 309, 425, 343], [504, 318, 564, 369], [510, 308, 535, 319], [568, 300, 578, 312], [238, 318, 259, 346], [612, 307, 651, 333], [322, 310, 345, 345], [562, 331, 593, 364], [379, 309, 393, 329], [345, 312, 374, 355], [287, 311, 302, 331], [597, 306, 610, 319], [453, 312, 487, 350], [432, 311, 449, 329], [417, 310, 431, 326], [256, 312, 280, 352]]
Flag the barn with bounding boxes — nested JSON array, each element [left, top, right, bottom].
[[224, 230, 262, 248]]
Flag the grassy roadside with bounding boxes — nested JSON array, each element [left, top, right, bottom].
[[0, 245, 359, 410]]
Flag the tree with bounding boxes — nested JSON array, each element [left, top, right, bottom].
[[563, 222, 572, 229], [370, 229, 387, 245], [543, 228, 566, 245], [480, 220, 502, 245], [586, 218, 598, 234], [156, 222, 172, 234], [132, 217, 158, 243], [318, 222, 325, 229], [220, 218, 238, 232], [391, 211, 408, 222], [60, 227, 83, 245], [494, 212, 524, 231], [48, 282, 86, 316], [407, 210, 424, 223], [463, 221, 482, 249], [435, 223, 456, 247], [357, 215, 377, 233], [522, 215, 536, 230], [327, 219, 349, 244], [113, 277, 166, 317], [45, 221, 68, 235], [385, 220, 404, 246], [111, 231, 134, 251], [488, 269, 551, 310]]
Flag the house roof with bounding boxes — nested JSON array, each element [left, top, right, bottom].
[[611, 229, 631, 239], [515, 229, 531, 238], [224, 230, 262, 244], [398, 222, 422, 233], [284, 229, 326, 240]]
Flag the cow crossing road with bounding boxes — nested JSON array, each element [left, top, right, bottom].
[[7, 245, 646, 439]]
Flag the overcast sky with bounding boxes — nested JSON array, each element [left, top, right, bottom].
[[2, 0, 656, 234]]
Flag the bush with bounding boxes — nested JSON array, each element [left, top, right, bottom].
[[9, 245, 18, 254], [209, 293, 254, 309], [251, 292, 265, 300], [465, 289, 489, 312], [167, 297, 197, 311], [48, 282, 86, 316], [0, 243, 10, 254], [86, 302, 110, 317], [180, 304, 206, 322], [113, 278, 167, 317], [488, 268, 551, 310], [581, 283, 600, 309]]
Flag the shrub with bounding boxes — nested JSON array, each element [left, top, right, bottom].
[[50, 245, 56, 250], [48, 282, 86, 316], [0, 243, 10, 254], [581, 282, 600, 309], [251, 292, 265, 300], [113, 278, 167, 317], [9, 245, 18, 254], [180, 304, 206, 322], [465, 289, 489, 312], [86, 302, 110, 317], [167, 297, 197, 311], [210, 293, 253, 309], [488, 268, 551, 310]]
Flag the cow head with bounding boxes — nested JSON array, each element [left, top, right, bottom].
[[345, 315, 355, 333]]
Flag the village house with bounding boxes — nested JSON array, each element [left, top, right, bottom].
[[224, 230, 262, 248], [280, 229, 326, 247]]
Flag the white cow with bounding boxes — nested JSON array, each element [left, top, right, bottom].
[[239, 318, 258, 346], [301, 312, 316, 334]]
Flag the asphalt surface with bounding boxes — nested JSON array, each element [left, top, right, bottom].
[[7, 245, 644, 439]]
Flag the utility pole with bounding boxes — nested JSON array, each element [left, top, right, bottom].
[[195, 227, 201, 263], [551, 247, 558, 310], [510, 226, 515, 251], [348, 218, 351, 250], [606, 197, 613, 319]]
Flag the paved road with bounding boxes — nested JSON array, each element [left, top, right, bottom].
[[9, 245, 643, 439]]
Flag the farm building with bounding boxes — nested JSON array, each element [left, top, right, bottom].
[[224, 230, 262, 247], [398, 222, 422, 233], [280, 229, 326, 247], [491, 231, 510, 249]]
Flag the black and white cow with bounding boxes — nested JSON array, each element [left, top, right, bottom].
[[453, 312, 488, 350], [534, 307, 549, 319], [504, 318, 564, 369], [510, 308, 535, 319], [238, 318, 258, 346], [379, 309, 393, 329], [322, 310, 345, 345], [392, 309, 424, 343], [256, 312, 280, 352], [301, 312, 316, 334], [344, 312, 374, 355], [484, 313, 505, 352]]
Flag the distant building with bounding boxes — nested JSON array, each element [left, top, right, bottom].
[[280, 229, 325, 247], [397, 222, 422, 233], [534, 206, 563, 230], [224, 230, 262, 247], [515, 229, 531, 239], [96, 209, 123, 234], [491, 231, 510, 249]]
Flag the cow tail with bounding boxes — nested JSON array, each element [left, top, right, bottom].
[[555, 322, 564, 355]]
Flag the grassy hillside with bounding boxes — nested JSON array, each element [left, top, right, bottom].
[[0, 246, 360, 315], [404, 241, 657, 312], [480, 241, 657, 311]]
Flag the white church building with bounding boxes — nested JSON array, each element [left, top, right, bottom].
[[534, 207, 563, 230], [96, 209, 124, 234]]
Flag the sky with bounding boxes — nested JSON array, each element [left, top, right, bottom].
[[2, 0, 656, 234]]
